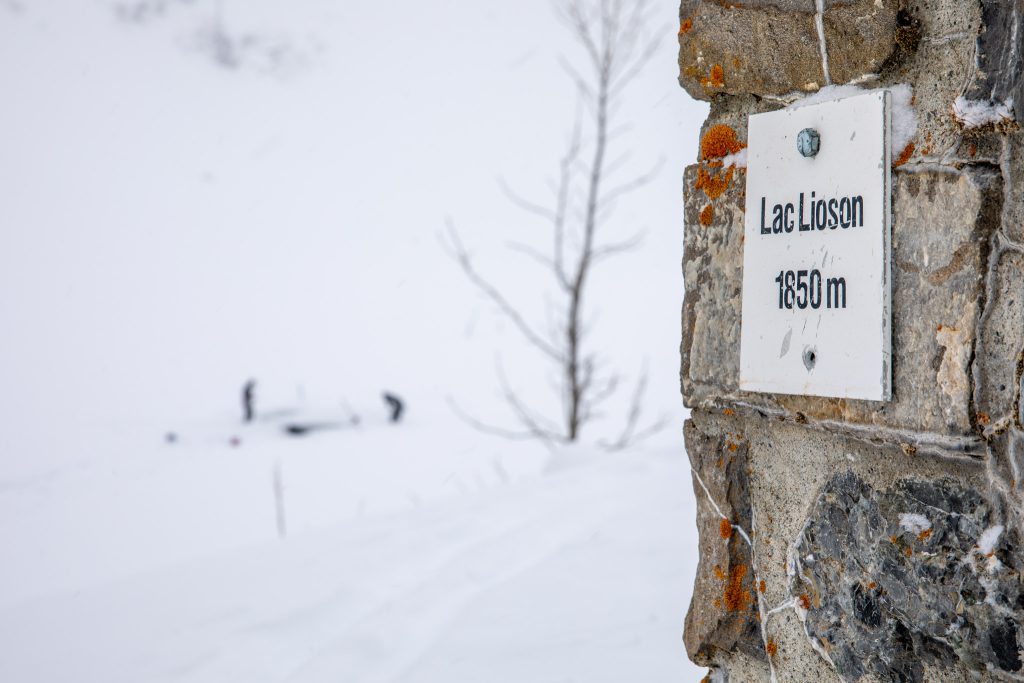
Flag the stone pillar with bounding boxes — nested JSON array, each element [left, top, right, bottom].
[[679, 1, 1024, 681]]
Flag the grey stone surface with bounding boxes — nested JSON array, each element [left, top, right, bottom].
[[821, 0, 898, 85], [682, 167, 1001, 440], [678, 0, 899, 100], [1006, 133, 1024, 244], [685, 411, 995, 682], [793, 472, 1023, 681], [975, 248, 1024, 432], [681, 162, 744, 403], [963, 0, 1024, 118], [678, 2, 825, 100], [678, 0, 1024, 680], [683, 419, 765, 666]]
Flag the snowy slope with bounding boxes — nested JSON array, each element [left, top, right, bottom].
[[0, 446, 700, 682], [0, 1, 708, 680]]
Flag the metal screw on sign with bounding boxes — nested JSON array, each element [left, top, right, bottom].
[[797, 128, 820, 157]]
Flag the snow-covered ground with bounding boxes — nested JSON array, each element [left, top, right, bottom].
[[0, 427, 699, 682], [0, 1, 708, 680]]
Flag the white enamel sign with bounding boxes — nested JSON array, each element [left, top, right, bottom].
[[739, 90, 891, 401]]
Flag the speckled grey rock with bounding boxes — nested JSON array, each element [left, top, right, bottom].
[[792, 472, 1024, 681]]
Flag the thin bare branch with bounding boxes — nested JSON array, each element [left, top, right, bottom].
[[496, 362, 567, 442], [600, 364, 669, 451], [600, 157, 664, 207], [507, 241, 557, 271], [443, 223, 563, 362], [591, 229, 646, 262], [497, 177, 558, 222], [447, 397, 542, 441]]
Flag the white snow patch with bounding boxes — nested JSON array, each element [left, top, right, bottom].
[[953, 96, 1015, 128], [889, 83, 918, 161], [709, 669, 728, 683], [722, 148, 747, 169], [978, 524, 1005, 555], [786, 84, 865, 110], [787, 84, 918, 164], [898, 512, 932, 535]]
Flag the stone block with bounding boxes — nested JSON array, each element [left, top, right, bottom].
[[962, 0, 1024, 115], [681, 162, 744, 402], [793, 472, 1023, 680], [975, 248, 1024, 431], [678, 1, 824, 100], [683, 419, 765, 667], [1005, 133, 1024, 244], [821, 0, 899, 85], [685, 410, 995, 682], [678, 1, 899, 101], [681, 167, 1002, 440]]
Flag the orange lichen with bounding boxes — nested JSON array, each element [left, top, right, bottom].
[[868, 581, 877, 589], [798, 594, 811, 610], [728, 442, 738, 452], [723, 564, 750, 611], [723, 408, 734, 416], [904, 546, 913, 557], [700, 63, 725, 89], [700, 203, 714, 226], [920, 133, 934, 155], [732, 57, 741, 69], [759, 580, 766, 593], [977, 412, 991, 425], [918, 528, 934, 542], [766, 638, 778, 657], [713, 564, 726, 581], [701, 124, 745, 162], [894, 142, 915, 167], [968, 143, 978, 156], [720, 518, 734, 539], [694, 166, 734, 200], [679, 17, 693, 35]]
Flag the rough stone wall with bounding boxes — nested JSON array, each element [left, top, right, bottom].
[[679, 1, 1024, 681]]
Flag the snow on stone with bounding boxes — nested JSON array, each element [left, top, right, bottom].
[[722, 148, 747, 169], [788, 84, 918, 163], [953, 96, 1015, 128], [888, 83, 918, 161], [787, 84, 864, 109], [898, 512, 932, 535], [978, 524, 1005, 555]]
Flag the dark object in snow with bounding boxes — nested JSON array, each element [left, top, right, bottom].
[[165, 432, 178, 444], [229, 436, 241, 447], [382, 392, 404, 423], [282, 422, 342, 437], [242, 379, 257, 423]]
